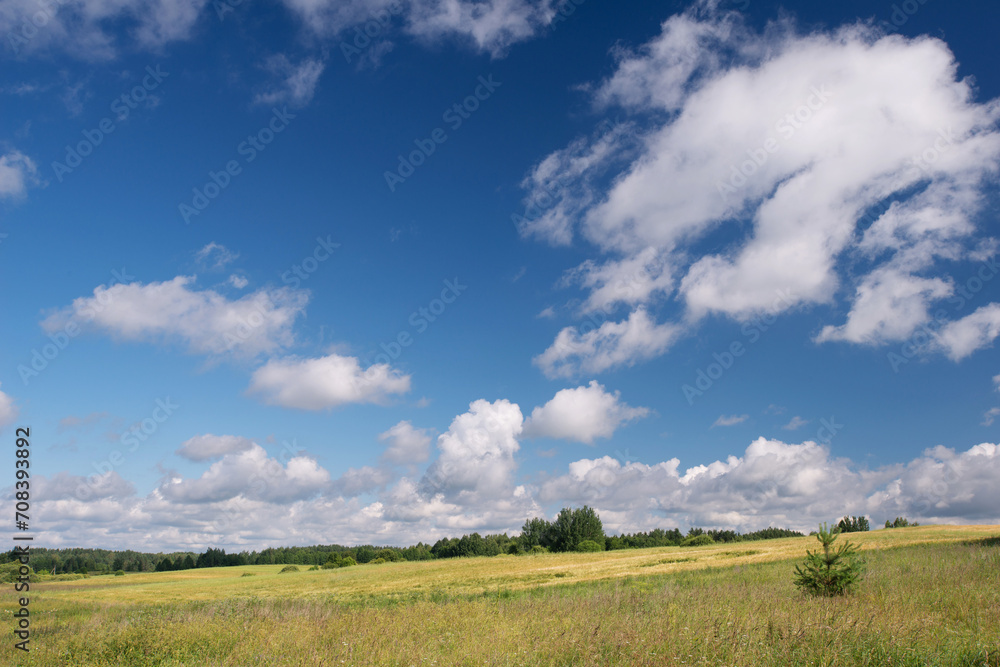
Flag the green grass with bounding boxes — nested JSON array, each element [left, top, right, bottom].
[[4, 525, 999, 666]]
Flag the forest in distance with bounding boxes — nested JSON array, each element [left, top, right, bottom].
[[5, 506, 907, 576]]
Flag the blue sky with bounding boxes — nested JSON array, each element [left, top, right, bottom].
[[2, 0, 1000, 552]]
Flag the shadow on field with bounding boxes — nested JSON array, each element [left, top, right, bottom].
[[963, 536, 1000, 547]]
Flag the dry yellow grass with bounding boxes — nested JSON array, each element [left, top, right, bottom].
[[33, 523, 997, 606], [4, 525, 998, 666]]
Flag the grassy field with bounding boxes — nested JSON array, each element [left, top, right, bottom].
[[4, 525, 999, 666]]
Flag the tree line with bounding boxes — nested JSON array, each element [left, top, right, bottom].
[[1, 506, 814, 573]]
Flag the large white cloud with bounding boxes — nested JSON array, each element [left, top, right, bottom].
[[421, 398, 524, 499], [247, 352, 411, 409], [539, 437, 1000, 535], [159, 443, 330, 504], [523, 380, 648, 444], [20, 431, 1000, 552], [42, 276, 308, 359], [522, 3, 1000, 375]]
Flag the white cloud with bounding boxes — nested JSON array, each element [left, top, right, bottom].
[[41, 276, 308, 359], [229, 274, 249, 289], [281, 0, 562, 58], [379, 420, 433, 465], [421, 398, 523, 499], [36, 471, 135, 501], [0, 151, 38, 199], [196, 242, 238, 269], [816, 268, 953, 345], [330, 465, 395, 497], [933, 303, 1000, 360], [254, 55, 326, 108], [159, 443, 330, 504], [176, 434, 255, 462], [0, 0, 208, 60], [247, 352, 411, 410], [782, 416, 809, 431], [981, 408, 1000, 427], [521, 4, 1000, 372], [523, 380, 648, 444], [539, 437, 1000, 534], [712, 414, 748, 428], [534, 308, 681, 378], [18, 425, 1000, 551], [0, 384, 19, 430]]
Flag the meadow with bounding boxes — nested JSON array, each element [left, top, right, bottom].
[[4, 525, 999, 666]]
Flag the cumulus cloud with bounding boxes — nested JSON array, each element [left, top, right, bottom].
[[247, 352, 411, 410], [379, 420, 433, 465], [0, 151, 38, 199], [539, 437, 1000, 534], [712, 414, 747, 428], [523, 380, 648, 444], [254, 55, 326, 108], [18, 426, 1000, 551], [176, 434, 255, 462], [41, 276, 308, 359], [421, 398, 523, 499], [329, 465, 395, 497], [159, 443, 330, 504], [933, 303, 1000, 360], [0, 384, 18, 430], [522, 3, 1000, 374], [534, 308, 682, 378]]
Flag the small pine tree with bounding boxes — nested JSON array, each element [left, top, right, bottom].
[[793, 523, 863, 596]]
